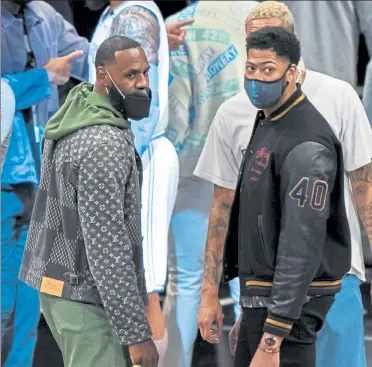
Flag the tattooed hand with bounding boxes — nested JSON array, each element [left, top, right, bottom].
[[110, 6, 159, 64], [203, 185, 234, 288], [198, 185, 234, 344], [350, 162, 372, 246]]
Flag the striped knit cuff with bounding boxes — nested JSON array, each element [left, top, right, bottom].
[[263, 314, 294, 338]]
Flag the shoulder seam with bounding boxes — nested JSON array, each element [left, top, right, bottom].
[[279, 141, 337, 174]]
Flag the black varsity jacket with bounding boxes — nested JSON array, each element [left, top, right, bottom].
[[223, 86, 351, 338]]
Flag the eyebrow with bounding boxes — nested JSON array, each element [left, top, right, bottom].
[[246, 60, 277, 66], [124, 65, 151, 74]]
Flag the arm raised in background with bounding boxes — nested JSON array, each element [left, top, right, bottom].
[[54, 9, 89, 80], [110, 6, 160, 156], [198, 185, 235, 343]]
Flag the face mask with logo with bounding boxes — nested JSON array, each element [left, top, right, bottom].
[[244, 66, 292, 109], [105, 70, 152, 121]]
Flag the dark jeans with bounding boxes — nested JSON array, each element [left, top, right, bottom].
[[234, 296, 335, 367]]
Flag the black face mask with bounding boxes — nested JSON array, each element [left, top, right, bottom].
[[105, 70, 152, 121]]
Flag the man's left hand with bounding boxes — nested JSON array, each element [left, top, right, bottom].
[[145, 293, 166, 340], [250, 348, 280, 367]]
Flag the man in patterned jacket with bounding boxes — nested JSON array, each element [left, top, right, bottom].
[[19, 36, 158, 367]]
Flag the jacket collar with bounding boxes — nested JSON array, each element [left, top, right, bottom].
[[267, 85, 306, 122], [2, 2, 43, 29]]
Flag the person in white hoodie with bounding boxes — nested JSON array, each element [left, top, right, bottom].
[[87, 1, 179, 363]]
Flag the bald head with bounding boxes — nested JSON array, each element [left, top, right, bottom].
[[95, 36, 141, 68]]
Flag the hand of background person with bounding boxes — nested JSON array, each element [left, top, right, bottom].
[[145, 292, 166, 341], [166, 19, 194, 51], [44, 50, 84, 85], [129, 339, 159, 367]]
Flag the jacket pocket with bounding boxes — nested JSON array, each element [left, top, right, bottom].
[[257, 215, 273, 270]]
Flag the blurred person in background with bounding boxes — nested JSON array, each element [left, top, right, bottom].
[[283, 0, 372, 89], [364, 60, 372, 124], [163, 2, 258, 366], [1, 0, 89, 365], [1, 79, 15, 170], [195, 2, 372, 367], [85, 1, 189, 364], [1, 70, 58, 170]]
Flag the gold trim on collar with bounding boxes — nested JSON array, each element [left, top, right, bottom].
[[271, 93, 306, 121]]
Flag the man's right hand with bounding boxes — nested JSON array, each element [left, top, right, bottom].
[[198, 292, 224, 344], [44, 50, 84, 85], [129, 339, 159, 367], [166, 19, 194, 51], [229, 312, 242, 355]]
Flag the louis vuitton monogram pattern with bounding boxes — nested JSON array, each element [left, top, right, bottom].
[[20, 125, 151, 345]]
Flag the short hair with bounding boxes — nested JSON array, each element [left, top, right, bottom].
[[95, 36, 141, 68], [245, 1, 294, 32], [246, 27, 301, 65]]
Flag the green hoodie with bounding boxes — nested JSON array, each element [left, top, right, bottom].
[[44, 82, 129, 141]]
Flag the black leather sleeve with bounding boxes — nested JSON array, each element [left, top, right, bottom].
[[264, 142, 337, 338]]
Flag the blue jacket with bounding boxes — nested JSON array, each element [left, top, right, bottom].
[[1, 70, 51, 184], [1, 1, 89, 184]]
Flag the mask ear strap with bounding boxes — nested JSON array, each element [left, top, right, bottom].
[[105, 86, 109, 96], [105, 69, 126, 99]]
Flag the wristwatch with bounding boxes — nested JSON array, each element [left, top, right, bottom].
[[259, 335, 280, 354]]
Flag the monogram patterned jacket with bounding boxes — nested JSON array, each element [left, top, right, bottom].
[[19, 124, 152, 345]]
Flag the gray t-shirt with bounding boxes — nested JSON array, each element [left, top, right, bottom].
[[284, 0, 372, 88]]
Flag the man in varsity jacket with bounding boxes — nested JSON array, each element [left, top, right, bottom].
[[222, 27, 351, 367]]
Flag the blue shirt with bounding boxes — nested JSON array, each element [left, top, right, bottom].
[[1, 1, 89, 184]]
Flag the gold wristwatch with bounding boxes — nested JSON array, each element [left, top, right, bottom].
[[259, 335, 280, 354]]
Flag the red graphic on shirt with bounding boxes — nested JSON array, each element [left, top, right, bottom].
[[249, 147, 271, 182]]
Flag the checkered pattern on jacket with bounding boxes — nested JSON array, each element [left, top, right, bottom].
[[19, 124, 151, 345]]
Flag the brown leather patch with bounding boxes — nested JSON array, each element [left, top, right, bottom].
[[40, 277, 64, 297]]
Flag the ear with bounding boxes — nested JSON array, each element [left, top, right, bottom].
[[288, 64, 298, 84], [96, 66, 109, 87]]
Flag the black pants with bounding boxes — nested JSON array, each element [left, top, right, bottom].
[[233, 296, 335, 367]]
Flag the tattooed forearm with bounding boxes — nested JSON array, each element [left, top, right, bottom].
[[350, 162, 372, 247], [203, 185, 235, 290], [110, 6, 159, 64]]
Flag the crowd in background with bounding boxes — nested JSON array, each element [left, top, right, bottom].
[[1, 1, 372, 367]]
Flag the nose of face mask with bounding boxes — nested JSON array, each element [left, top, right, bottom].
[[244, 68, 291, 110]]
